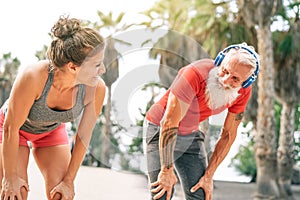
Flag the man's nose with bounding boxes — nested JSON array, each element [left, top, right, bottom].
[[222, 74, 232, 85]]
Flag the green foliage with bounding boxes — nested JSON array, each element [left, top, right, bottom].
[[230, 139, 257, 182], [294, 135, 300, 165], [293, 103, 300, 164], [273, 101, 300, 164], [296, 103, 300, 131], [127, 82, 166, 166], [231, 102, 300, 180], [128, 135, 143, 154], [35, 45, 48, 60], [0, 52, 20, 83], [0, 53, 20, 106], [81, 105, 126, 167], [274, 100, 282, 141], [85, 11, 133, 34]]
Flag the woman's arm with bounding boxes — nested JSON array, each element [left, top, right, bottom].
[[62, 80, 106, 183], [2, 66, 43, 176], [1, 64, 46, 198]]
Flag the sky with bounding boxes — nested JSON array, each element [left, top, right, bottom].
[[0, 0, 158, 66]]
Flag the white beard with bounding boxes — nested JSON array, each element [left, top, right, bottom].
[[205, 68, 241, 110]]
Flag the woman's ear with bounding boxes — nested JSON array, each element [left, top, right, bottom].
[[67, 62, 79, 73]]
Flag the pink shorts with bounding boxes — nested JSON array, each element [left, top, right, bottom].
[[0, 109, 69, 148]]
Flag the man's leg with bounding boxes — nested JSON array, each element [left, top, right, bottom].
[[174, 132, 207, 200], [144, 121, 175, 200]]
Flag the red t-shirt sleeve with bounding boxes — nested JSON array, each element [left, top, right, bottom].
[[170, 66, 202, 104], [228, 86, 252, 113]]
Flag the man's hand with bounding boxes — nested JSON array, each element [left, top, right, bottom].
[[151, 167, 178, 200], [190, 175, 213, 200]]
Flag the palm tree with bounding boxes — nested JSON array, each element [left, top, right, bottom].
[[101, 40, 119, 168], [86, 11, 133, 168], [190, 0, 258, 55], [144, 0, 258, 90], [273, 2, 300, 198], [0, 53, 20, 106], [237, 0, 281, 199], [35, 45, 48, 61], [149, 30, 210, 87], [141, 0, 210, 87]]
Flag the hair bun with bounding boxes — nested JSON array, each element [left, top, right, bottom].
[[51, 16, 81, 40]]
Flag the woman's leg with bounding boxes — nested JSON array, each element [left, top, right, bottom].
[[32, 144, 71, 200], [0, 145, 30, 199]]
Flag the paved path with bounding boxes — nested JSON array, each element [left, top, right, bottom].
[[213, 181, 300, 200], [27, 156, 300, 200], [27, 157, 150, 200]]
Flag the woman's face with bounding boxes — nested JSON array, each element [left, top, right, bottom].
[[76, 50, 106, 86]]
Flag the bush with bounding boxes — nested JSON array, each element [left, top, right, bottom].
[[230, 140, 257, 182]]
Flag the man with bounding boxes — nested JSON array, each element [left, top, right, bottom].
[[143, 43, 260, 200]]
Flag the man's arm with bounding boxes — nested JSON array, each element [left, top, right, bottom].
[[151, 92, 189, 200], [159, 92, 189, 169], [191, 111, 244, 200], [160, 127, 178, 169], [204, 111, 243, 178]]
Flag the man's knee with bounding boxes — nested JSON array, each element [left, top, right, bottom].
[[184, 188, 205, 200]]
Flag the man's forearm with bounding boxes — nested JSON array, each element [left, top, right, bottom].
[[204, 128, 236, 178], [159, 127, 178, 169]]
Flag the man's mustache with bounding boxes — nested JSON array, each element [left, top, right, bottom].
[[217, 77, 234, 90]]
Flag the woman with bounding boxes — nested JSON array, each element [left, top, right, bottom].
[[0, 15, 106, 200]]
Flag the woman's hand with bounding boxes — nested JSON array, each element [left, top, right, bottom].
[[50, 180, 74, 200], [1, 175, 29, 200]]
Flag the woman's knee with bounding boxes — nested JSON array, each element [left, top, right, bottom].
[[48, 192, 62, 200], [20, 185, 29, 200]]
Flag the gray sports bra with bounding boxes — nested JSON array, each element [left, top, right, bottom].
[[3, 70, 86, 134]]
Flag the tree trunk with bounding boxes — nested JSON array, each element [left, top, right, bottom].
[[277, 103, 295, 200], [101, 84, 112, 168], [254, 25, 280, 199]]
